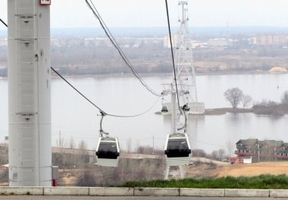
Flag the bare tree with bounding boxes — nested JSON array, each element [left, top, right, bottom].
[[78, 140, 87, 150], [56, 130, 66, 148], [224, 87, 243, 108], [77, 170, 96, 186], [242, 94, 252, 108], [192, 149, 207, 157], [69, 137, 76, 149], [226, 141, 235, 157], [78, 140, 89, 164], [281, 91, 288, 104], [211, 148, 226, 161], [126, 138, 132, 153], [54, 131, 67, 169]]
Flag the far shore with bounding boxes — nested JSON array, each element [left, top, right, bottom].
[[156, 107, 287, 117], [3, 68, 288, 79], [51, 70, 288, 78], [155, 108, 253, 116], [203, 107, 253, 115]]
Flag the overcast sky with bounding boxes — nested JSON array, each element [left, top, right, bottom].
[[1, 0, 288, 30]]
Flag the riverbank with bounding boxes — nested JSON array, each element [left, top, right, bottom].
[[155, 107, 287, 117], [204, 108, 253, 115], [203, 105, 288, 117]]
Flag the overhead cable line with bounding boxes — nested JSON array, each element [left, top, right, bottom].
[[3, 12, 158, 119], [51, 67, 160, 118], [0, 19, 8, 27], [164, 0, 182, 112], [85, 0, 161, 97], [164, 0, 187, 132]]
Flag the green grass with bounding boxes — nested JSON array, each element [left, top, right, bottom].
[[122, 174, 288, 189]]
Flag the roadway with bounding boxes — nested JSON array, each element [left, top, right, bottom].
[[0, 197, 272, 200]]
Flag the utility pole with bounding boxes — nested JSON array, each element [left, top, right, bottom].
[[8, 0, 52, 186]]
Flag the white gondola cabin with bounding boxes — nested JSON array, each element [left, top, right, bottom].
[[161, 105, 169, 115], [164, 133, 191, 166], [96, 137, 120, 167]]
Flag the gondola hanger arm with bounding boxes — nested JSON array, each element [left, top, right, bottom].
[[99, 110, 109, 137]]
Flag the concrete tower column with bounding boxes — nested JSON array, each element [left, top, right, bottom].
[[8, 0, 51, 186]]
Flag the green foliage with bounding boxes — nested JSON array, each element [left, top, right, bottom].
[[122, 174, 288, 189]]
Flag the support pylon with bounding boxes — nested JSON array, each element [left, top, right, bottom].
[[174, 1, 205, 114]]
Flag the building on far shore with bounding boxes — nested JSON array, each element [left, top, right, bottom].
[[233, 139, 288, 163]]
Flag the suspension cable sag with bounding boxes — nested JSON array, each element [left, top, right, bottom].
[[51, 66, 160, 118], [85, 0, 161, 97]]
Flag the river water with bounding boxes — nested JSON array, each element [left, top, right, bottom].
[[1, 73, 288, 154]]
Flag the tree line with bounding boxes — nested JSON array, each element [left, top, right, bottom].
[[224, 87, 288, 116]]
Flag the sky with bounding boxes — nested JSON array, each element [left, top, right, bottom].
[[1, 0, 288, 30]]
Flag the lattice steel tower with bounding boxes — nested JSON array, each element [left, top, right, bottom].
[[175, 1, 204, 114]]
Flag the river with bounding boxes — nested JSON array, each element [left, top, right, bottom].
[[1, 73, 288, 154]]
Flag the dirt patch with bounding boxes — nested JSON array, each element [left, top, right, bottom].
[[185, 159, 288, 179], [216, 162, 288, 177], [56, 158, 288, 184], [58, 171, 78, 186]]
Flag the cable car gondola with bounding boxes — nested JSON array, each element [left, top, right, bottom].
[[164, 133, 191, 166], [96, 137, 120, 167], [161, 105, 169, 115]]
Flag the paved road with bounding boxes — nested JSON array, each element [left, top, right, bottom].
[[0, 197, 271, 200]]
